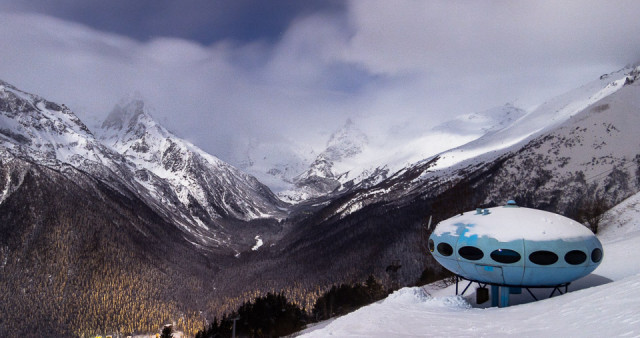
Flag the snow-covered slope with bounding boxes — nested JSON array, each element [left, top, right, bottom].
[[426, 66, 638, 171], [471, 66, 640, 211], [99, 98, 286, 222], [1, 79, 108, 168], [300, 192, 640, 337]]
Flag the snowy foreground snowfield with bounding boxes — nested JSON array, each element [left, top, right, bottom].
[[300, 193, 640, 337]]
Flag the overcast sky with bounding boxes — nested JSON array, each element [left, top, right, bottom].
[[1, 0, 639, 164]]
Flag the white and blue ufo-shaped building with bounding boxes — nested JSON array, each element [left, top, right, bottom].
[[429, 201, 603, 306]]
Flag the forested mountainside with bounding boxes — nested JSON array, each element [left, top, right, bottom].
[[0, 154, 215, 336]]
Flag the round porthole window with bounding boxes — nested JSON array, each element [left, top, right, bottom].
[[458, 246, 484, 261], [490, 249, 521, 264], [529, 250, 558, 265], [564, 250, 587, 265], [437, 242, 453, 256], [591, 248, 603, 263]]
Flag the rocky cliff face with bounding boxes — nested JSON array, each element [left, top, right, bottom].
[[100, 98, 286, 221]]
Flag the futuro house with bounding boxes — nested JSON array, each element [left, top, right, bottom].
[[429, 201, 603, 306]]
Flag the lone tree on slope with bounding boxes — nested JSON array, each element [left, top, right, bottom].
[[576, 195, 609, 234]]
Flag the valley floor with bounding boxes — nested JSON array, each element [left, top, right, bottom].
[[299, 193, 640, 337]]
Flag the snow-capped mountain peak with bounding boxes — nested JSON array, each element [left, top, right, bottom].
[[101, 97, 175, 161], [277, 119, 369, 202], [323, 118, 369, 161], [99, 97, 285, 223], [304, 118, 368, 178], [101, 96, 145, 131]]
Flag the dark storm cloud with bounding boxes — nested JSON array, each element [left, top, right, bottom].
[[0, 0, 345, 43]]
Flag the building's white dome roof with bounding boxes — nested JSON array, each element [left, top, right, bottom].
[[434, 206, 594, 242]]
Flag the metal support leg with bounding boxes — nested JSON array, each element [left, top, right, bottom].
[[525, 288, 538, 301], [499, 286, 510, 307], [491, 285, 499, 307], [550, 287, 564, 298], [461, 281, 473, 295]]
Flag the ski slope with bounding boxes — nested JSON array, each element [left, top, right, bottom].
[[300, 192, 640, 337]]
